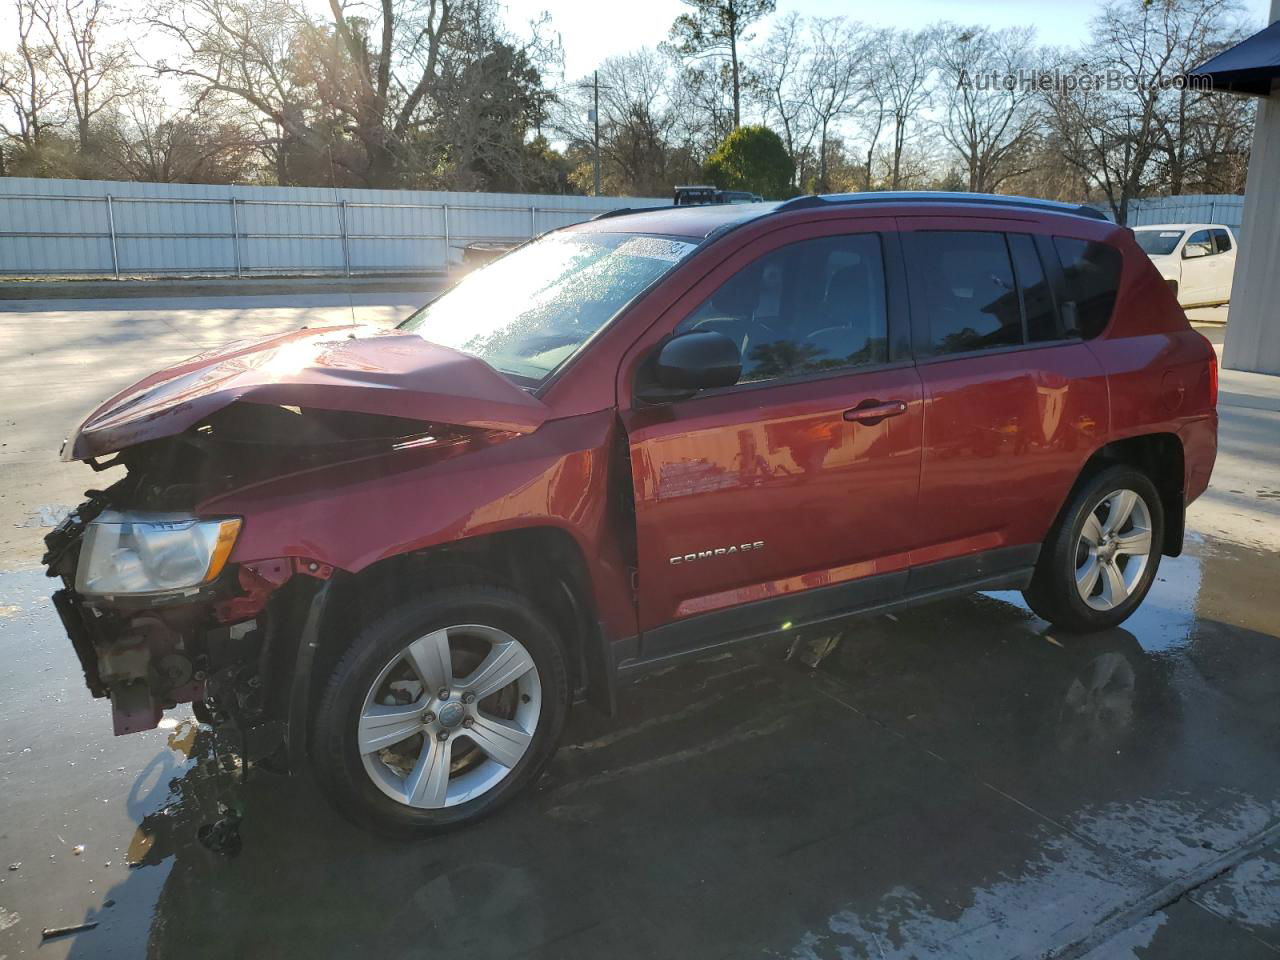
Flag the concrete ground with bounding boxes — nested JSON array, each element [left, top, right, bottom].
[[1, 295, 1278, 959]]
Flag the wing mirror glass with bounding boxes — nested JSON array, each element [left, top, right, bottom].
[[1183, 243, 1211, 260]]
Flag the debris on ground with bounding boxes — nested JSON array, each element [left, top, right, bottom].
[[196, 805, 243, 857], [41, 920, 99, 940], [7, 862, 18, 871]]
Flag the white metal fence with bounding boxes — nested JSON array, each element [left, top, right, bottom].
[[0, 178, 1246, 278], [1125, 194, 1245, 230], [0, 177, 668, 278]]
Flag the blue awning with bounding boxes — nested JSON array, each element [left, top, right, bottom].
[[1186, 20, 1280, 96]]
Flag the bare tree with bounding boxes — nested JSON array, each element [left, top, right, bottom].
[[141, 0, 552, 187], [679, 59, 737, 154], [879, 28, 935, 191], [101, 85, 257, 182], [749, 11, 811, 186], [556, 50, 700, 196], [0, 0, 62, 150], [140, 0, 334, 178], [845, 29, 893, 192], [0, 0, 1259, 200], [1176, 89, 1253, 193], [802, 18, 870, 193], [1150, 10, 1251, 195], [31, 0, 132, 152], [1046, 0, 1248, 223], [933, 24, 1041, 193]]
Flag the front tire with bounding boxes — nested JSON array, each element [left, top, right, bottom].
[[1023, 465, 1164, 633], [312, 586, 569, 835]]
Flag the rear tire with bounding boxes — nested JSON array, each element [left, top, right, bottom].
[[312, 585, 570, 835], [1023, 465, 1164, 633]]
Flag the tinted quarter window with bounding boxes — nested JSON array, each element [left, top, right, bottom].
[[904, 231, 1022, 355], [1008, 234, 1059, 342], [1212, 228, 1232, 253], [676, 234, 888, 385], [1052, 236, 1123, 340]]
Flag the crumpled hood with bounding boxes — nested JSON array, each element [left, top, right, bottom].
[[64, 325, 549, 461]]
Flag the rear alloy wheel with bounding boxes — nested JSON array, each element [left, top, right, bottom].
[[313, 587, 569, 834], [1074, 489, 1154, 612], [1024, 466, 1164, 632]]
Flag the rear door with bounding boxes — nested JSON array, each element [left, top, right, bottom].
[[1210, 228, 1236, 302], [621, 220, 924, 656], [898, 219, 1110, 586]]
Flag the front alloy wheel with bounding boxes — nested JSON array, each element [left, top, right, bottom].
[[359, 625, 541, 809], [313, 587, 569, 834]]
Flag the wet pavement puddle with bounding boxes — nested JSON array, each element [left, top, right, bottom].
[[1, 535, 1277, 959]]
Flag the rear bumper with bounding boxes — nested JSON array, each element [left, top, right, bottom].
[[1180, 413, 1218, 506]]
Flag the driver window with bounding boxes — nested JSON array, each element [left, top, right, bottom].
[[675, 234, 889, 384], [1184, 230, 1214, 258]]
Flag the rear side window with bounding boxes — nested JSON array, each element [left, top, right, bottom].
[[1052, 236, 1123, 340], [1007, 234, 1060, 342], [903, 231, 1023, 355], [1212, 228, 1232, 253]]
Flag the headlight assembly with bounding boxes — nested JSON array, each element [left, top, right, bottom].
[[75, 511, 242, 599]]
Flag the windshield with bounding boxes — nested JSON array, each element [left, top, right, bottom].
[[399, 231, 697, 385], [1134, 229, 1184, 256]]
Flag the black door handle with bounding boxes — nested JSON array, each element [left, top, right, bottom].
[[843, 399, 908, 425]]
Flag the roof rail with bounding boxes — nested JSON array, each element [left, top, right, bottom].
[[776, 191, 1110, 222], [591, 204, 674, 221]]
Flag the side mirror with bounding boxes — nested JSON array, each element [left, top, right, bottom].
[[636, 331, 742, 404], [1183, 243, 1210, 260]]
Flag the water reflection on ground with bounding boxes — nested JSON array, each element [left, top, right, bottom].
[[1, 534, 1277, 959]]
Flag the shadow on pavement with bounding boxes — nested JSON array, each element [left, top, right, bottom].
[[2, 535, 1276, 960]]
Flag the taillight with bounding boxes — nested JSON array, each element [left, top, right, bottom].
[[1208, 349, 1219, 408]]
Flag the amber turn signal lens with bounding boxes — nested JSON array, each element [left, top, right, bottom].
[[204, 518, 243, 582]]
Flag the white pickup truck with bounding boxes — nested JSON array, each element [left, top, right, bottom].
[[1133, 223, 1237, 308]]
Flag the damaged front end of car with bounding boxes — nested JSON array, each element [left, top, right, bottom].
[[43, 406, 461, 760], [43, 325, 549, 764]]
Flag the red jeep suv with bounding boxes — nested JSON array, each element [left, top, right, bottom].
[[44, 193, 1218, 833]]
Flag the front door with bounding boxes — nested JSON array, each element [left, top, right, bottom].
[[621, 224, 923, 659], [1179, 229, 1216, 303]]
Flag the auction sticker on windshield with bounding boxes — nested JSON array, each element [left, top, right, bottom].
[[615, 237, 698, 262]]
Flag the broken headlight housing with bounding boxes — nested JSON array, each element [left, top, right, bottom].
[[75, 511, 242, 599]]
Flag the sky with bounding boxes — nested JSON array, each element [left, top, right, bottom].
[[1, 0, 1273, 103], [502, 0, 1276, 84]]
